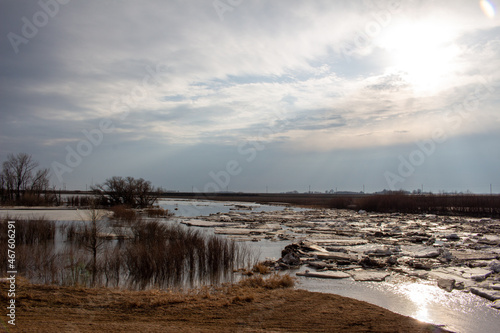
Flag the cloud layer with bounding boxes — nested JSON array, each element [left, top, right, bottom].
[[1, 0, 499, 192]]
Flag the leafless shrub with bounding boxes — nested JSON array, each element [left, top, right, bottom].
[[110, 205, 137, 222]]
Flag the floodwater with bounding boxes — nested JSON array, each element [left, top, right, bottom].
[[297, 271, 500, 333], [159, 198, 500, 333], [158, 198, 301, 217], [3, 199, 499, 332]]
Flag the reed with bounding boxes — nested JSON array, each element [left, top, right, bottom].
[[0, 214, 251, 289], [144, 207, 173, 218], [355, 193, 500, 217], [0, 217, 56, 246]]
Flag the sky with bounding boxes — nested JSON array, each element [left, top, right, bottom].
[[1, 0, 499, 194]]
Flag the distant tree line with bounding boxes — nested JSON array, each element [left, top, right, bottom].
[[1, 153, 159, 208]]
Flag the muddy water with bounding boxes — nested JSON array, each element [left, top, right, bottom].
[[161, 199, 500, 333]]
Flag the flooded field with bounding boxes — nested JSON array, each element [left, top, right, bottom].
[[0, 205, 251, 289], [2, 199, 500, 332]]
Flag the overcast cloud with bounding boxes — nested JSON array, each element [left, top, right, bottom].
[[1, 0, 499, 193]]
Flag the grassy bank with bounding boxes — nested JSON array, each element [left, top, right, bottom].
[[0, 276, 450, 332]]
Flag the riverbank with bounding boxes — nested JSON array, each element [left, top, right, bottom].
[[2, 202, 500, 331], [0, 277, 448, 332]]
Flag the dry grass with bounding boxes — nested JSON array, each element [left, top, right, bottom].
[[354, 193, 500, 217], [252, 262, 272, 275], [0, 279, 450, 332], [238, 273, 295, 289], [110, 205, 137, 221], [0, 216, 56, 245], [144, 207, 173, 218], [0, 216, 251, 289]]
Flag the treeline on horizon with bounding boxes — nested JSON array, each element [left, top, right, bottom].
[[2, 153, 499, 217], [0, 153, 160, 208]]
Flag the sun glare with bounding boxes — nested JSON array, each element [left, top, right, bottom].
[[379, 20, 459, 93], [480, 0, 496, 18]]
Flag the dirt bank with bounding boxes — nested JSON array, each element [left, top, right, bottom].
[[1, 278, 449, 332]]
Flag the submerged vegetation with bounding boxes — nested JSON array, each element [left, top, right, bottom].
[[0, 208, 253, 289]]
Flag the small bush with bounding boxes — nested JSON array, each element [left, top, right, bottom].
[[238, 274, 295, 289], [144, 207, 172, 218], [110, 205, 137, 222], [252, 262, 271, 275]]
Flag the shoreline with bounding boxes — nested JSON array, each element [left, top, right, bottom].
[[0, 278, 451, 332], [2, 202, 500, 332]]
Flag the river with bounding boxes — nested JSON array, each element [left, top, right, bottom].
[[158, 198, 500, 333]]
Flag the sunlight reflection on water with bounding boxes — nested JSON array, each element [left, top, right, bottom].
[[295, 269, 500, 333], [394, 283, 440, 323]]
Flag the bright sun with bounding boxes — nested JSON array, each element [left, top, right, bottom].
[[379, 20, 460, 93]]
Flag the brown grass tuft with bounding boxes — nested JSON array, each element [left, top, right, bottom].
[[110, 205, 137, 221], [144, 207, 173, 218], [252, 262, 272, 275], [231, 294, 255, 304], [238, 273, 295, 289]]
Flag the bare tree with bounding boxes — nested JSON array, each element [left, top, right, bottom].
[[0, 172, 7, 202], [78, 198, 108, 287], [31, 168, 50, 192], [3, 153, 38, 200], [92, 176, 160, 208], [0, 153, 51, 204]]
